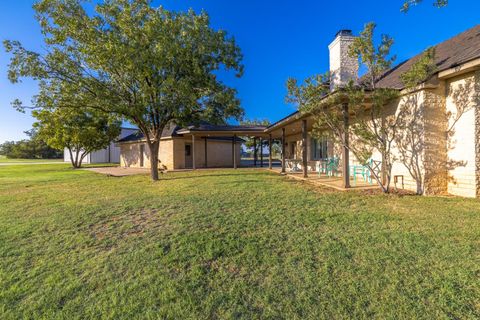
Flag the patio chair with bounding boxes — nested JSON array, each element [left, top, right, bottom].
[[326, 158, 340, 177], [350, 159, 382, 185], [316, 160, 328, 176]]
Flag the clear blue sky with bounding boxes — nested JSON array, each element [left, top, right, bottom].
[[1, 0, 479, 143]]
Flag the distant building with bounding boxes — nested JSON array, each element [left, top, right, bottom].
[[117, 123, 264, 170], [64, 127, 137, 164]]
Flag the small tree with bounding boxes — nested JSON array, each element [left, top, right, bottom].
[[347, 22, 400, 192], [286, 75, 389, 192], [395, 48, 437, 194], [287, 23, 399, 193], [33, 107, 121, 168], [5, 0, 244, 180]]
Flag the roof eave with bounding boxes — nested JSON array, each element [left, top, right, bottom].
[[438, 57, 480, 79]]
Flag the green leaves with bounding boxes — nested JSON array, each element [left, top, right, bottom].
[[5, 0, 245, 178], [32, 105, 121, 168], [349, 22, 395, 88], [401, 0, 448, 13], [400, 47, 437, 89]]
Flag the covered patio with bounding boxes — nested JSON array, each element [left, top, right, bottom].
[[176, 124, 279, 170], [264, 109, 382, 191]]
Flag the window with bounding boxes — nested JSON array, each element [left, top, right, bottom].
[[311, 137, 328, 160], [185, 144, 191, 156]]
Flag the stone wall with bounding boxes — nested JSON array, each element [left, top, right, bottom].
[[445, 72, 480, 197], [423, 82, 449, 195], [119, 137, 242, 170]]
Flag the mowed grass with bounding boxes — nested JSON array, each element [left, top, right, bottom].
[[0, 155, 63, 163], [0, 164, 479, 319]]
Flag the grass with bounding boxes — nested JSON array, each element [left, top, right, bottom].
[[0, 164, 479, 319], [0, 155, 63, 163]]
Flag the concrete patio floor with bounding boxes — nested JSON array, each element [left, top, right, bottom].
[[84, 167, 151, 177], [270, 168, 379, 191]]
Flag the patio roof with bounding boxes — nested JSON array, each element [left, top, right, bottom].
[[176, 124, 268, 136]]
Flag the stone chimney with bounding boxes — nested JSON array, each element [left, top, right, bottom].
[[328, 30, 358, 91]]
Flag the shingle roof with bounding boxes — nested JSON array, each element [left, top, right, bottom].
[[117, 131, 144, 143], [181, 123, 267, 132], [117, 122, 254, 143], [375, 24, 480, 89], [117, 123, 181, 143]]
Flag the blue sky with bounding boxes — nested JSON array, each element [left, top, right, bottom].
[[1, 0, 479, 143]]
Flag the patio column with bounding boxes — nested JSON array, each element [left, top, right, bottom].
[[260, 138, 264, 167], [253, 137, 257, 167], [204, 137, 208, 168], [302, 119, 308, 178], [192, 134, 196, 170], [342, 103, 350, 188], [268, 134, 273, 169], [232, 134, 237, 169], [281, 128, 286, 173]]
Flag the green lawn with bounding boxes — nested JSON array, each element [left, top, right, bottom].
[[0, 155, 63, 163], [1, 164, 479, 319]]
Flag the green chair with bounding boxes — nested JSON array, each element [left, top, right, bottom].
[[326, 158, 340, 177]]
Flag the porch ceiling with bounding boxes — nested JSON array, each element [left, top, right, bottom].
[[268, 115, 315, 138], [179, 131, 269, 138]]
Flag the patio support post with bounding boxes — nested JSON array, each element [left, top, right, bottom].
[[268, 134, 273, 169], [232, 134, 237, 169], [281, 128, 286, 173], [302, 119, 308, 178], [253, 137, 257, 167], [260, 138, 264, 167], [192, 134, 196, 170], [204, 137, 208, 168], [342, 103, 350, 188]]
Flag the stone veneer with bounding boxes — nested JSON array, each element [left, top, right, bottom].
[[475, 73, 480, 197], [423, 81, 449, 195], [328, 30, 358, 90]]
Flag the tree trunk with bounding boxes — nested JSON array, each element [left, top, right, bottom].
[[416, 180, 424, 195], [68, 147, 77, 168], [147, 140, 160, 181], [73, 147, 81, 168], [78, 151, 88, 169]]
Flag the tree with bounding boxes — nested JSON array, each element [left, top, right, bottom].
[[4, 0, 243, 180], [0, 129, 63, 159], [287, 23, 399, 193], [32, 106, 121, 168], [347, 22, 400, 192], [401, 0, 448, 12]]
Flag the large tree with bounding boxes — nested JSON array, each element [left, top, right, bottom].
[[4, 0, 244, 180]]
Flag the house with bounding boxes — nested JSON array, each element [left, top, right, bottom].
[[117, 123, 265, 169], [264, 25, 480, 198], [118, 25, 480, 198], [64, 127, 137, 164]]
